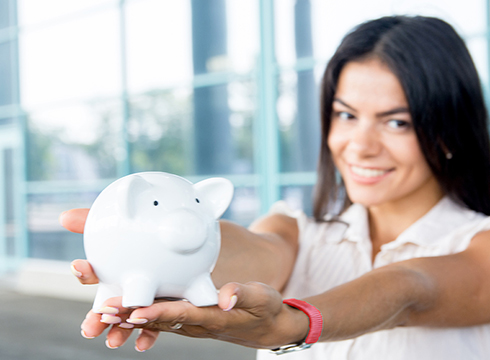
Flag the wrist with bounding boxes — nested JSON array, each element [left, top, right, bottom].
[[282, 302, 311, 344], [271, 299, 323, 355]]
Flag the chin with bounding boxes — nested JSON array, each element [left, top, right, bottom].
[[345, 190, 388, 208]]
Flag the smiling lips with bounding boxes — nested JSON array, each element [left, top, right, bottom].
[[349, 165, 393, 183]]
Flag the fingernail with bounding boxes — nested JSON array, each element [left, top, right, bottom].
[[224, 294, 238, 311], [58, 211, 67, 226], [81, 329, 95, 339], [95, 306, 119, 315], [101, 314, 122, 324], [118, 323, 134, 329], [127, 318, 148, 325], [105, 339, 119, 349], [135, 346, 146, 353], [70, 264, 82, 278]]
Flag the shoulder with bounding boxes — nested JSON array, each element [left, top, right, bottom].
[[249, 212, 299, 248], [466, 228, 490, 255]]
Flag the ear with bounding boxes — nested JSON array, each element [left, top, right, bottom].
[[116, 174, 153, 219], [194, 177, 234, 219]]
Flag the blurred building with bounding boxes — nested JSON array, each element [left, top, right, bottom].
[[0, 0, 489, 298]]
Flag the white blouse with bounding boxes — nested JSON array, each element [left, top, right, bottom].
[[257, 197, 490, 360]]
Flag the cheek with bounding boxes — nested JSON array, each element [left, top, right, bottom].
[[327, 126, 344, 157], [387, 136, 430, 173]]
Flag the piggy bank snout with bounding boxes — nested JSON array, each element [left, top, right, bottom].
[[159, 209, 209, 253]]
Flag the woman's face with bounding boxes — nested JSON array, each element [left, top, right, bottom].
[[327, 58, 442, 209]]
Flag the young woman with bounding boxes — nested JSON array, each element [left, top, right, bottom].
[[61, 16, 490, 358]]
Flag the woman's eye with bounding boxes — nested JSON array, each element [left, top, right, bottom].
[[387, 119, 411, 129], [335, 111, 355, 121]]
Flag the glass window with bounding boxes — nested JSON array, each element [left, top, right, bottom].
[[226, 0, 260, 74], [17, 0, 117, 28], [392, 0, 486, 35], [27, 192, 96, 260], [0, 0, 12, 29], [277, 69, 320, 173], [26, 99, 122, 181], [3, 148, 17, 257], [5, 0, 489, 265], [125, 0, 259, 93], [19, 6, 121, 108], [125, 0, 193, 93], [280, 185, 315, 217], [0, 41, 15, 107], [467, 36, 489, 90], [227, 186, 260, 226], [275, 0, 395, 67], [129, 80, 255, 176], [128, 88, 194, 175]]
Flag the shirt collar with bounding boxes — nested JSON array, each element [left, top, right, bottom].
[[325, 197, 483, 248], [385, 196, 483, 249], [323, 203, 370, 244]]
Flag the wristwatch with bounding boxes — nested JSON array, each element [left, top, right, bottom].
[[270, 298, 323, 355]]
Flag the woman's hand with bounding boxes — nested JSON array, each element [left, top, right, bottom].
[[60, 208, 306, 351], [82, 282, 309, 352]]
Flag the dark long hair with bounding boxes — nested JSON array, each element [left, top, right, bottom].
[[313, 15, 490, 220]]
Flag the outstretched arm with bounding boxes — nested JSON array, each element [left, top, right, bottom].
[[63, 209, 490, 351], [91, 229, 490, 351]]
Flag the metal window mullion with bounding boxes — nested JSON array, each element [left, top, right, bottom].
[[11, 0, 28, 264], [0, 149, 6, 271], [256, 0, 280, 214], [118, 0, 130, 177]]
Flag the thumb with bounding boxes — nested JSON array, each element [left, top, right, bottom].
[[59, 208, 90, 233], [218, 282, 283, 314]]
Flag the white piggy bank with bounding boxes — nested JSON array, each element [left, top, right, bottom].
[[83, 171, 234, 310]]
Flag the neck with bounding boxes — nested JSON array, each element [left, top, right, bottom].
[[367, 181, 444, 260]]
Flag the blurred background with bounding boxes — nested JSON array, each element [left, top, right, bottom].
[[0, 0, 489, 358]]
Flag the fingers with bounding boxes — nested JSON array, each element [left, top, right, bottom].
[[81, 282, 284, 351], [81, 310, 110, 339], [86, 297, 159, 352], [82, 298, 138, 350], [128, 300, 201, 328], [135, 329, 159, 352], [127, 282, 282, 331], [70, 259, 99, 285], [105, 324, 135, 349], [59, 208, 89, 233]]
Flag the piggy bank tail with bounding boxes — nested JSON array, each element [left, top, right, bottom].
[[184, 274, 218, 307]]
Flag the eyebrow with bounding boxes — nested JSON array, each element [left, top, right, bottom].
[[333, 98, 410, 117]]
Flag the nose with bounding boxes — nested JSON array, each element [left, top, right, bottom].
[[347, 121, 382, 157], [159, 209, 207, 253]]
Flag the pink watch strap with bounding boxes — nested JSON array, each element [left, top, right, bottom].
[[283, 298, 323, 344]]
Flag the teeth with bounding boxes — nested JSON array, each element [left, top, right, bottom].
[[351, 166, 389, 178]]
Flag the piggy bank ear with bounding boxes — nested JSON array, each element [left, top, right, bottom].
[[116, 174, 153, 219], [194, 178, 234, 219]]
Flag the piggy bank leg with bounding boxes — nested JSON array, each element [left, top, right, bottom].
[[121, 276, 157, 308], [92, 283, 122, 311], [184, 274, 218, 307]]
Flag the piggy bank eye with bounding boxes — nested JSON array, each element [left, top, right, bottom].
[[195, 198, 200, 204], [154, 200, 159, 206]]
